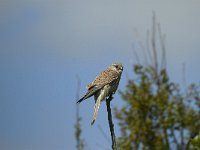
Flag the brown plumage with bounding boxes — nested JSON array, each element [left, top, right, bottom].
[[77, 63, 123, 125]]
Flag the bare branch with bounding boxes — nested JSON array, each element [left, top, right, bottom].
[[98, 125, 111, 145], [131, 43, 140, 64], [75, 75, 81, 121], [106, 95, 117, 150], [75, 76, 84, 150], [151, 11, 158, 72], [158, 22, 167, 70], [146, 29, 154, 66]]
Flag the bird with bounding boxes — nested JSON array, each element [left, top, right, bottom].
[[77, 63, 123, 125]]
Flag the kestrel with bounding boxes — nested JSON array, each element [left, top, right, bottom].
[[77, 63, 123, 125]]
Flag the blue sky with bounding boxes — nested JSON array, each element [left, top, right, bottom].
[[0, 0, 200, 150]]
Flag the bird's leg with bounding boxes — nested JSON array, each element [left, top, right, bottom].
[[107, 94, 113, 101]]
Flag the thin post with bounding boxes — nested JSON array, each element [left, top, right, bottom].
[[106, 95, 117, 150]]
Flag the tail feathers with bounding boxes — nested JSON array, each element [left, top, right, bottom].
[[76, 92, 93, 103], [77, 86, 102, 104], [77, 97, 85, 103], [91, 97, 102, 125]]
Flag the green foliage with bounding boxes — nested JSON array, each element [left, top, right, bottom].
[[74, 116, 84, 150], [115, 64, 200, 150], [190, 132, 200, 149]]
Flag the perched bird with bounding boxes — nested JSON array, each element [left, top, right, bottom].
[[77, 63, 123, 125]]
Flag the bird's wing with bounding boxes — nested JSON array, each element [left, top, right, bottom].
[[77, 85, 103, 103], [87, 69, 119, 90]]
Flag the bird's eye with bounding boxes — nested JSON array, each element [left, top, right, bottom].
[[116, 65, 122, 70], [115, 65, 119, 69], [113, 64, 123, 71]]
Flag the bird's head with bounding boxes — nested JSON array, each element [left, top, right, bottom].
[[110, 63, 123, 73]]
